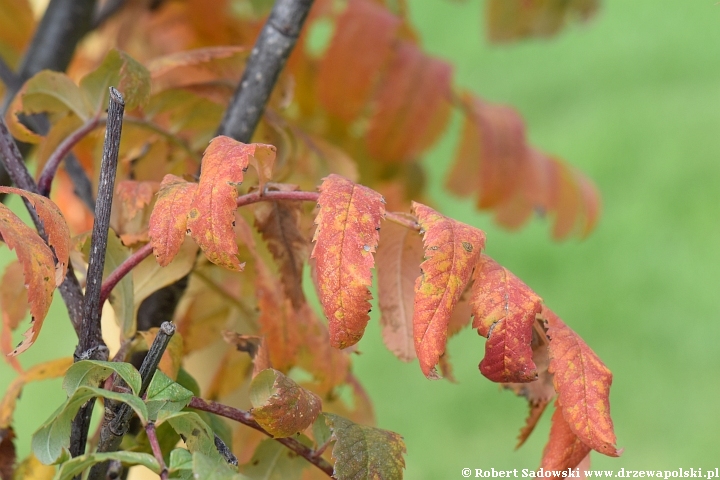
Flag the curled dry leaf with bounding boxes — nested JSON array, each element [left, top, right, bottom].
[[187, 136, 276, 271], [411, 202, 484, 378], [540, 402, 592, 470], [148, 174, 198, 266], [471, 254, 542, 383], [249, 368, 321, 438], [311, 174, 385, 349], [544, 307, 620, 457], [376, 218, 424, 362], [222, 331, 271, 378]]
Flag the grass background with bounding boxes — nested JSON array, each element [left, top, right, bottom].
[[2, 0, 720, 477]]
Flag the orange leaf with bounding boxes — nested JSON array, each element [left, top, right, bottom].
[[470, 254, 541, 383], [111, 180, 160, 245], [544, 307, 620, 457], [317, 0, 400, 122], [366, 42, 452, 163], [0, 261, 28, 331], [0, 205, 57, 356], [412, 202, 484, 378], [148, 174, 198, 266], [376, 218, 423, 362], [0, 187, 70, 281], [540, 403, 591, 470], [187, 136, 276, 271], [311, 174, 385, 349], [250, 368, 322, 438], [253, 184, 308, 308]]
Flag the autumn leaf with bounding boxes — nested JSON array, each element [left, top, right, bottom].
[[0, 186, 71, 280], [253, 183, 308, 308], [540, 403, 592, 470], [366, 41, 452, 163], [544, 307, 620, 457], [79, 48, 150, 112], [317, 0, 400, 122], [1, 261, 28, 331], [324, 413, 406, 480], [148, 174, 198, 266], [486, 0, 599, 43], [0, 204, 59, 356], [111, 180, 160, 245], [222, 331, 271, 378], [412, 202, 485, 378], [470, 254, 541, 383], [376, 218, 423, 362], [249, 368, 322, 438], [186, 136, 276, 271], [311, 174, 385, 349]]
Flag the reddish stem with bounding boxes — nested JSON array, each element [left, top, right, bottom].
[[235, 188, 319, 208], [37, 115, 106, 196], [145, 422, 168, 480], [188, 397, 334, 477], [99, 242, 153, 306]]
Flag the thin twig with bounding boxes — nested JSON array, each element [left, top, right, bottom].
[[64, 153, 97, 211], [100, 242, 153, 306], [188, 397, 334, 477], [70, 88, 125, 461], [217, 0, 314, 142], [145, 422, 168, 480], [89, 322, 176, 480], [38, 115, 106, 196]]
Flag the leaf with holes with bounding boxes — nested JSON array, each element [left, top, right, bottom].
[[411, 202, 484, 378], [470, 254, 542, 383], [544, 307, 620, 458], [148, 174, 198, 266], [311, 174, 385, 349], [186, 136, 276, 271], [325, 413, 406, 480], [376, 218, 424, 362], [249, 368, 321, 438]]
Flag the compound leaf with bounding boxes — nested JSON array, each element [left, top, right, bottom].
[[325, 413, 406, 480], [311, 174, 385, 349], [249, 369, 321, 438], [470, 254, 542, 383], [411, 202, 484, 378]]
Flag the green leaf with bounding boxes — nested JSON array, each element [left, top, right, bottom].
[[249, 369, 322, 438], [32, 387, 148, 465], [193, 451, 246, 480], [238, 439, 309, 480], [175, 368, 201, 397], [161, 411, 217, 459], [62, 360, 141, 396], [312, 413, 332, 448], [79, 48, 150, 112], [325, 413, 406, 480], [53, 451, 160, 480], [193, 411, 232, 450], [169, 448, 193, 472], [145, 371, 193, 421]]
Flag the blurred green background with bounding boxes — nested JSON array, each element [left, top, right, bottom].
[[2, 0, 720, 477]]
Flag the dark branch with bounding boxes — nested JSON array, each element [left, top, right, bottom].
[[88, 322, 176, 480], [69, 88, 124, 461], [217, 0, 314, 142], [0, 56, 19, 92], [214, 434, 238, 466], [188, 397, 334, 477]]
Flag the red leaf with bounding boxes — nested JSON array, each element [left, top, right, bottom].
[[470, 254, 541, 383], [412, 202, 484, 378], [541, 403, 592, 470], [0, 187, 70, 281], [311, 174, 385, 349], [376, 218, 423, 362], [187, 136, 276, 271], [253, 183, 308, 308], [317, 0, 400, 122], [0, 205, 57, 356], [148, 174, 198, 266], [544, 307, 620, 457], [366, 42, 452, 163]]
